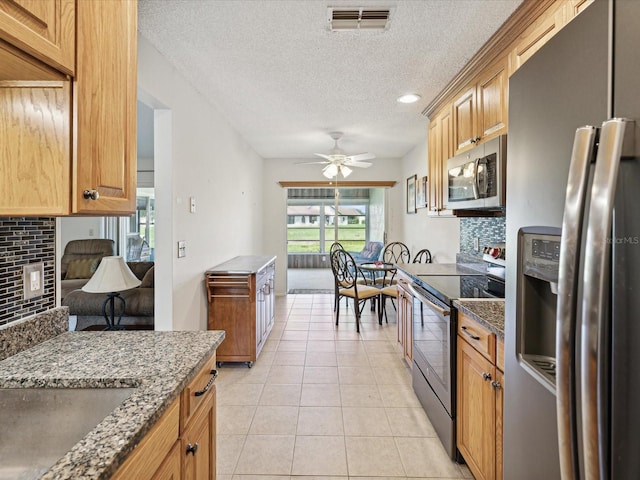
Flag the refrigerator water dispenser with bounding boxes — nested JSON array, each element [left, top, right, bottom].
[[516, 227, 561, 393]]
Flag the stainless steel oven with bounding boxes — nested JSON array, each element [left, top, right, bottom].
[[409, 282, 458, 460]]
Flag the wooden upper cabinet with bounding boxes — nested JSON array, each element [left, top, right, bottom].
[[73, 0, 137, 215], [428, 105, 452, 214], [477, 56, 508, 142], [0, 77, 71, 215], [0, 0, 75, 74], [508, 2, 566, 76], [452, 55, 507, 156], [452, 86, 477, 155]]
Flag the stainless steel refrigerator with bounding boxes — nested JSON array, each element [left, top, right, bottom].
[[505, 0, 640, 478]]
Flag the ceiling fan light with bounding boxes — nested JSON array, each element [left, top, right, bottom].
[[397, 93, 421, 104], [341, 166, 353, 178], [323, 164, 339, 178]]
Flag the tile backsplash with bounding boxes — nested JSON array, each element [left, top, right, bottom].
[[459, 216, 506, 261], [0, 218, 56, 326]]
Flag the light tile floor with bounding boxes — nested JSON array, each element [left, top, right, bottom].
[[216, 293, 473, 480]]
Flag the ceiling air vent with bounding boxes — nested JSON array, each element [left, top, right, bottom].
[[328, 7, 391, 31]]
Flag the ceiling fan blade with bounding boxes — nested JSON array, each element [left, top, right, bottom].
[[314, 153, 333, 160], [295, 160, 329, 165], [344, 160, 372, 168], [346, 152, 375, 162]]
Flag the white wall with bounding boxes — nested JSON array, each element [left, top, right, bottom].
[[59, 217, 104, 250], [400, 136, 460, 263], [262, 158, 404, 295], [138, 35, 265, 331]]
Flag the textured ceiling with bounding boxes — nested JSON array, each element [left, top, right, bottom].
[[138, 0, 523, 160]]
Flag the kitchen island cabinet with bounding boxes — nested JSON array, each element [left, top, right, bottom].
[[0, 330, 225, 480], [206, 255, 276, 366]]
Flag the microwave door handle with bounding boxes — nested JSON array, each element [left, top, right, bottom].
[[472, 158, 480, 199], [581, 118, 634, 480], [556, 125, 598, 480]]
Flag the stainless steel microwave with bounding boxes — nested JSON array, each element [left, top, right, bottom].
[[445, 135, 507, 210]]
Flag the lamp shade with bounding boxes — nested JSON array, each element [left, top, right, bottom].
[[82, 256, 141, 293]]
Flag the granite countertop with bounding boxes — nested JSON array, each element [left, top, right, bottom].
[[453, 299, 505, 338], [205, 255, 276, 274], [0, 330, 225, 480]]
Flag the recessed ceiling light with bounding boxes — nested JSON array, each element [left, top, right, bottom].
[[397, 93, 421, 104]]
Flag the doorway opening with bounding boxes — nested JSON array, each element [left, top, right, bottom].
[[286, 187, 386, 293]]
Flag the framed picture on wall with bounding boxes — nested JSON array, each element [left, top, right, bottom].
[[416, 175, 427, 209], [406, 175, 417, 214]]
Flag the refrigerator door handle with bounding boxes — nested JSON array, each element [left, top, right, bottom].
[[581, 118, 635, 480], [556, 125, 598, 480]]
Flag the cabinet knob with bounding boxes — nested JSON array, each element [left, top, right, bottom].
[[83, 189, 100, 200], [482, 372, 492, 381], [186, 442, 199, 455], [491, 380, 502, 390]]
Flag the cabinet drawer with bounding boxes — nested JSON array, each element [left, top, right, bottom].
[[458, 312, 496, 363], [181, 352, 217, 431]]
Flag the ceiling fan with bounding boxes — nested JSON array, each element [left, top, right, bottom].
[[299, 132, 375, 178]]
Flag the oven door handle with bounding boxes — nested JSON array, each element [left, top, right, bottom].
[[408, 284, 450, 316]]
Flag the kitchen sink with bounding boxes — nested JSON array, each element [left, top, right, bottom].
[[0, 387, 136, 480]]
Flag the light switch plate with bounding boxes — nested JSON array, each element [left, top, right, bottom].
[[189, 196, 196, 213], [23, 262, 44, 299], [177, 240, 186, 258]]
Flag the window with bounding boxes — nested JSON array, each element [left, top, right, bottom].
[[286, 188, 371, 254]]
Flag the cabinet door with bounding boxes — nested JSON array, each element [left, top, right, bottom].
[[152, 442, 181, 480], [73, 0, 137, 215], [402, 287, 413, 364], [182, 386, 215, 480], [0, 0, 75, 73], [495, 369, 504, 480], [452, 86, 477, 154], [477, 57, 508, 141], [457, 337, 495, 480], [427, 114, 441, 214], [0, 78, 71, 215], [428, 106, 452, 214], [508, 3, 565, 76]]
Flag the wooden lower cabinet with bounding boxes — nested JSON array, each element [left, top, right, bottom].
[[113, 352, 217, 480], [397, 274, 413, 365], [153, 442, 181, 480], [182, 387, 215, 480], [457, 314, 504, 480]]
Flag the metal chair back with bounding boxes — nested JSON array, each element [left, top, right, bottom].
[[382, 242, 410, 264], [412, 248, 433, 263]]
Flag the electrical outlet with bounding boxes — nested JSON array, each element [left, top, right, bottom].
[[473, 237, 480, 252], [177, 240, 186, 258], [23, 262, 44, 299]]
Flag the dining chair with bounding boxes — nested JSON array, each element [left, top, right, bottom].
[[412, 248, 433, 263], [374, 242, 410, 287], [329, 242, 345, 311], [330, 249, 381, 332], [379, 284, 398, 324]]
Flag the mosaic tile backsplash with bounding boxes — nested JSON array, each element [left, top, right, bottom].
[[459, 217, 506, 261], [0, 217, 56, 326]]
